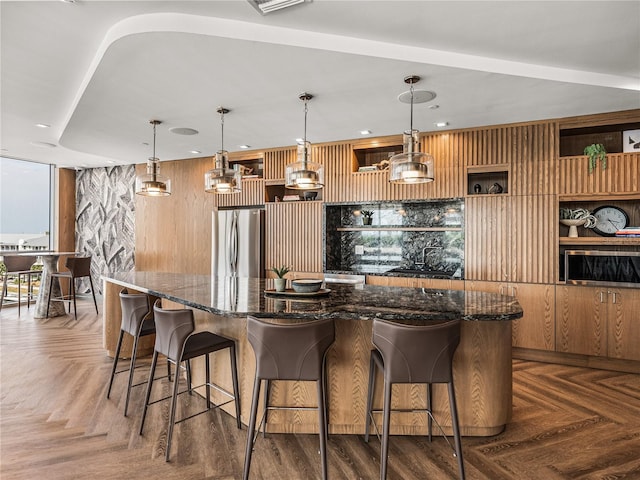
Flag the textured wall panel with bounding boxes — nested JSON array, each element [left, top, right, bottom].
[[214, 178, 265, 208], [558, 153, 640, 195], [76, 166, 136, 293], [264, 148, 296, 181], [265, 202, 323, 273]]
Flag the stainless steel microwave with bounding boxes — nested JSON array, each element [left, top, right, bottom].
[[563, 250, 640, 288]]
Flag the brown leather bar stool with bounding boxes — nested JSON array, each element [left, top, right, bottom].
[[364, 319, 465, 480], [0, 255, 38, 315], [106, 289, 159, 416], [139, 300, 241, 462], [46, 256, 98, 319], [243, 316, 335, 480]]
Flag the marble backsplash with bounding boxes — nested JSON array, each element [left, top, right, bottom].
[[325, 199, 464, 278]]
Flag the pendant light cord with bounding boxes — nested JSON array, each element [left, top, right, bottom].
[[409, 81, 414, 133], [220, 109, 225, 152], [303, 98, 309, 164], [152, 121, 157, 182]]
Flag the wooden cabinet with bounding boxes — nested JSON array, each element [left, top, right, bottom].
[[366, 275, 464, 291], [466, 281, 555, 351], [556, 285, 640, 360]]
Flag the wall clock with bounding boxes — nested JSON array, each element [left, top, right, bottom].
[[592, 205, 629, 236]]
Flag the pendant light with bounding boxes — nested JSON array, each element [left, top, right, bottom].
[[389, 75, 435, 184], [205, 107, 241, 194], [135, 120, 172, 196], [285, 92, 323, 190]]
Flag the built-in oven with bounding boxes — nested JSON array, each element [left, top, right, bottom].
[[563, 250, 640, 288]]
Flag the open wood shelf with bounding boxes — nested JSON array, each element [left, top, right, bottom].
[[559, 237, 640, 246]]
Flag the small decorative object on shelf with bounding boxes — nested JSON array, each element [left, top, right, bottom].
[[271, 265, 290, 292], [361, 210, 374, 226], [487, 182, 503, 194], [592, 205, 630, 237], [473, 183, 482, 194], [559, 208, 597, 238], [584, 143, 607, 173]]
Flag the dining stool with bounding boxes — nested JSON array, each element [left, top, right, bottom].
[[46, 255, 98, 319], [364, 319, 465, 480], [0, 255, 38, 315], [243, 316, 335, 480], [106, 289, 159, 416], [139, 300, 241, 462]]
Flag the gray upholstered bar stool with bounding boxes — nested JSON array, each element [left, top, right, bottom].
[[106, 289, 158, 416], [46, 255, 98, 319], [364, 319, 465, 480], [139, 300, 241, 462], [243, 316, 335, 480]]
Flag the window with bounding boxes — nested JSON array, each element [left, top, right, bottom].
[[0, 157, 52, 251]]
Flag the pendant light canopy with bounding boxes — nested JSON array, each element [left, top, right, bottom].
[[135, 120, 172, 196], [205, 107, 242, 194], [389, 75, 435, 184], [285, 93, 323, 190]]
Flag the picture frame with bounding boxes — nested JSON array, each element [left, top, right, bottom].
[[622, 129, 640, 153]]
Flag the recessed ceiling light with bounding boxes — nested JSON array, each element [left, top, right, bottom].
[[435, 122, 448, 128], [189, 150, 202, 154], [106, 160, 115, 164], [398, 89, 436, 104], [360, 130, 372, 135], [35, 123, 50, 128], [239, 145, 251, 149], [30, 141, 56, 148], [428, 104, 440, 110], [295, 137, 304, 144], [169, 127, 199, 136]]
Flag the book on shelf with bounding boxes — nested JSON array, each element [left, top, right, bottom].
[[615, 226, 640, 237]]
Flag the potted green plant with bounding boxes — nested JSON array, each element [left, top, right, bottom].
[[271, 265, 290, 292], [584, 143, 607, 173], [361, 210, 374, 226]]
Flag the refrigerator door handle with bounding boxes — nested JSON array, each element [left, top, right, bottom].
[[229, 210, 238, 275]]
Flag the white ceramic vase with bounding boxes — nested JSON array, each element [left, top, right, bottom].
[[274, 278, 287, 292]]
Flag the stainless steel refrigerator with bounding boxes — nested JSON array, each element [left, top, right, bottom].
[[212, 208, 263, 277]]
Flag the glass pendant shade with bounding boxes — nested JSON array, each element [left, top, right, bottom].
[[389, 130, 434, 184], [205, 107, 241, 194], [285, 141, 324, 190], [135, 120, 172, 196], [135, 157, 172, 196], [205, 150, 242, 194]]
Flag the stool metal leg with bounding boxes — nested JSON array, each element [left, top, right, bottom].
[[106, 329, 125, 399], [230, 344, 242, 428], [364, 353, 377, 443], [317, 378, 328, 480], [243, 376, 262, 480], [448, 382, 465, 480], [88, 276, 98, 314], [124, 332, 142, 416], [380, 380, 393, 480], [165, 360, 182, 462], [71, 277, 77, 320], [427, 383, 433, 441], [139, 351, 159, 435]]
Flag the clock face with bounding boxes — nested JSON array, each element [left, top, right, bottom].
[[592, 206, 629, 236]]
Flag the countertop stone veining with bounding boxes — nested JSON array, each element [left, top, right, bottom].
[[103, 271, 523, 323]]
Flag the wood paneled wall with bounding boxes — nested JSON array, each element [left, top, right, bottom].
[[264, 148, 296, 181], [264, 201, 323, 273], [135, 157, 215, 274], [214, 178, 265, 208], [558, 153, 640, 195], [56, 168, 76, 254]]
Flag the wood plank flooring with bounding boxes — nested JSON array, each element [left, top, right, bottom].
[[1, 302, 639, 479]]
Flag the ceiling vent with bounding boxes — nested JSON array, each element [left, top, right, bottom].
[[247, 0, 310, 15]]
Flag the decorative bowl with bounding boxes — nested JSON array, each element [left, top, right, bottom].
[[291, 278, 323, 293], [560, 218, 586, 238]]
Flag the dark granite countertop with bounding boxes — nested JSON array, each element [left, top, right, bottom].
[[103, 271, 522, 322], [325, 268, 463, 280]]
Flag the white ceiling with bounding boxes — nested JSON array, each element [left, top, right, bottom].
[[1, 0, 639, 169]]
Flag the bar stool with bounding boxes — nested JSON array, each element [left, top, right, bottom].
[[1, 255, 38, 314], [139, 300, 241, 462], [364, 319, 465, 480], [243, 316, 335, 480], [46, 256, 98, 320], [106, 289, 159, 416]]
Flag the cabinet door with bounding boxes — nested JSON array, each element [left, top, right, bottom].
[[556, 286, 607, 356], [509, 283, 555, 351], [607, 288, 640, 361]]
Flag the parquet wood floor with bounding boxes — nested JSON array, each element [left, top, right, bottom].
[[1, 302, 639, 479]]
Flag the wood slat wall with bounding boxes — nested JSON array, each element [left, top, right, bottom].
[[213, 178, 265, 208], [558, 153, 640, 195], [509, 194, 557, 284], [264, 148, 297, 181], [264, 201, 323, 273], [465, 196, 510, 282]]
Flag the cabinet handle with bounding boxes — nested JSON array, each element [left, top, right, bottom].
[[611, 291, 618, 304], [511, 286, 517, 296], [500, 286, 505, 295], [600, 291, 605, 303]]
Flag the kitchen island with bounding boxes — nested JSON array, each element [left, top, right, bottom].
[[102, 271, 523, 436]]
